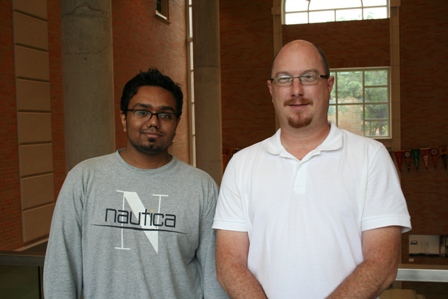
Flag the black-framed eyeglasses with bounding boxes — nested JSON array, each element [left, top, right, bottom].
[[270, 72, 330, 86], [126, 109, 178, 123]]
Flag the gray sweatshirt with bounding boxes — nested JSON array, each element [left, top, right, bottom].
[[44, 151, 227, 299]]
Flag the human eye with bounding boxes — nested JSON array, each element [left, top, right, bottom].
[[276, 75, 293, 84], [159, 113, 175, 121], [134, 110, 150, 117], [300, 73, 318, 82]]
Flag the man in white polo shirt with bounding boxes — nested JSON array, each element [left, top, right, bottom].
[[213, 40, 411, 299]]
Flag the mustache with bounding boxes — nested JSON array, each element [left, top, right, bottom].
[[141, 128, 163, 135], [284, 98, 312, 106]]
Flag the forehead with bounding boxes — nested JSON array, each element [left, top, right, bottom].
[[129, 85, 176, 109], [272, 43, 324, 75]]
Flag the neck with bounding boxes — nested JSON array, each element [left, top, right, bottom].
[[119, 147, 172, 169], [280, 123, 331, 160]]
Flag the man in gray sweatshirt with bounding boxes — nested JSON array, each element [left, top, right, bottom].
[[44, 68, 227, 299]]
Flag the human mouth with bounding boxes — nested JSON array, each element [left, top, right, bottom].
[[284, 100, 310, 108], [142, 129, 162, 138]]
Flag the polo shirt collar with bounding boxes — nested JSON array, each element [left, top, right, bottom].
[[265, 122, 343, 157]]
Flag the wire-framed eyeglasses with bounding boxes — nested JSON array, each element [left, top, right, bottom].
[[270, 72, 330, 87], [126, 109, 178, 123]]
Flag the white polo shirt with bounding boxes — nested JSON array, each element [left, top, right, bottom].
[[213, 123, 411, 299]]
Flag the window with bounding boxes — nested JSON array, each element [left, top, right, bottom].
[[156, 0, 169, 20], [328, 68, 391, 138], [284, 0, 389, 25], [187, 0, 196, 166]]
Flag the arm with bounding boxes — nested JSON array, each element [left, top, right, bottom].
[[215, 229, 267, 299], [43, 172, 83, 299], [327, 226, 402, 299], [197, 179, 229, 299]]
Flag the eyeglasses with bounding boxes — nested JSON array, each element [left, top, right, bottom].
[[126, 109, 178, 123], [270, 72, 330, 87]]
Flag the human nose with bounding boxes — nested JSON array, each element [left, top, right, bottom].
[[146, 113, 160, 127], [291, 77, 304, 96]]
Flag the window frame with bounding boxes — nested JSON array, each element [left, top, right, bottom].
[[328, 67, 392, 140], [283, 0, 389, 25], [156, 0, 169, 21], [186, 0, 196, 166]]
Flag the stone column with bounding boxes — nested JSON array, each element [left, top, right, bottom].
[[193, 0, 223, 184], [61, 0, 115, 171]]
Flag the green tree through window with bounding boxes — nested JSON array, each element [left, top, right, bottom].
[[329, 68, 390, 138]]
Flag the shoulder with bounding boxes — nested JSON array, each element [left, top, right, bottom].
[[338, 127, 386, 152], [171, 157, 217, 185], [230, 135, 273, 162], [335, 128, 394, 169], [67, 152, 118, 176]]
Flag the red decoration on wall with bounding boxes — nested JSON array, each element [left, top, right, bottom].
[[430, 147, 439, 169], [420, 148, 430, 171], [439, 146, 447, 170], [392, 146, 446, 172], [394, 151, 404, 172], [404, 150, 412, 173]]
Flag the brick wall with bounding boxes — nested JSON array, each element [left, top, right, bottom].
[[0, 0, 22, 249], [399, 0, 448, 267], [112, 0, 189, 162], [220, 0, 276, 149], [283, 19, 390, 68]]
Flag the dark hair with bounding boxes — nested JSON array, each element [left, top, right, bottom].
[[120, 68, 183, 117], [270, 42, 330, 77], [315, 45, 330, 76]]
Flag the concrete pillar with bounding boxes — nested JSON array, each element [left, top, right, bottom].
[[61, 0, 115, 171], [193, 0, 223, 184]]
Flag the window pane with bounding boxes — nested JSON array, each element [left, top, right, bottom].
[[337, 104, 364, 136], [328, 68, 390, 138], [189, 6, 193, 38], [190, 70, 194, 97], [336, 8, 362, 21], [189, 43, 194, 68], [309, 0, 361, 10], [365, 70, 388, 85], [363, 0, 387, 7], [309, 10, 335, 23], [336, 72, 363, 103], [285, 12, 308, 25], [330, 71, 336, 104], [364, 7, 388, 19], [285, 0, 388, 25], [330, 90, 336, 104], [285, 0, 309, 12], [365, 87, 388, 103], [365, 103, 389, 119], [364, 120, 389, 137], [328, 105, 336, 121]]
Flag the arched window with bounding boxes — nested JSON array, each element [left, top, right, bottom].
[[284, 0, 389, 25]]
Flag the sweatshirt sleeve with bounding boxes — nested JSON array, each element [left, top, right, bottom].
[[43, 168, 84, 299], [196, 177, 229, 299]]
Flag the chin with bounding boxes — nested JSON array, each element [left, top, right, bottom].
[[287, 118, 312, 129]]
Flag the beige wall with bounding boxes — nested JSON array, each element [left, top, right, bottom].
[[14, 0, 55, 244]]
